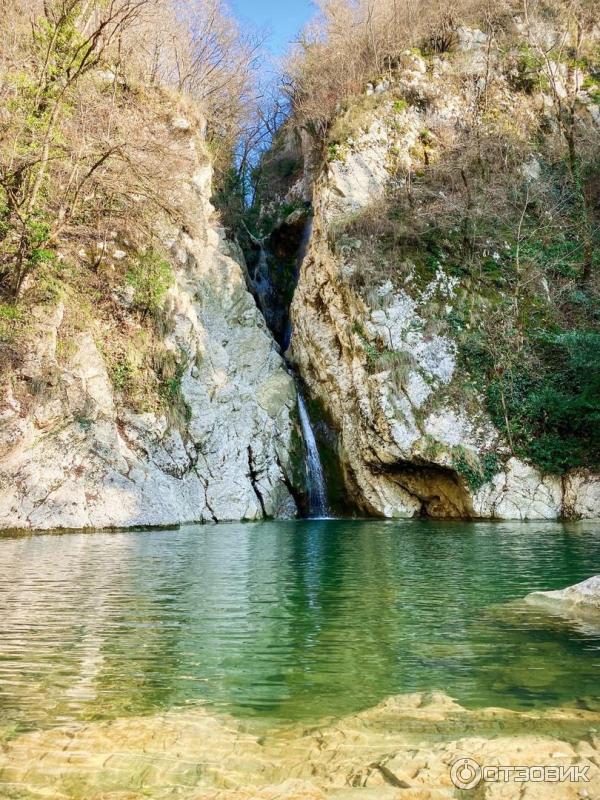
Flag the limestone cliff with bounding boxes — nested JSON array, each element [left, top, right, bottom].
[[0, 117, 302, 530], [289, 33, 600, 520]]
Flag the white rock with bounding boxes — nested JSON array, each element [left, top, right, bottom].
[[525, 576, 600, 616], [374, 79, 390, 94], [424, 409, 476, 449], [563, 472, 600, 519], [171, 116, 191, 131], [96, 69, 117, 83], [404, 372, 432, 408], [473, 458, 563, 520], [457, 26, 488, 50], [522, 155, 541, 182], [0, 143, 301, 531]]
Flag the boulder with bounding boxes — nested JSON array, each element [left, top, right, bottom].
[[525, 576, 600, 617]]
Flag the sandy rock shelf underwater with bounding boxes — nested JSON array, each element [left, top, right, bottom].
[[0, 691, 599, 799]]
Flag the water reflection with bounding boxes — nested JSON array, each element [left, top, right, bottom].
[[0, 519, 599, 731]]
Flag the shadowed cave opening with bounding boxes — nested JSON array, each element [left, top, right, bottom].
[[376, 460, 475, 519]]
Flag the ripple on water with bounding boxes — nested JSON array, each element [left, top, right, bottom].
[[0, 518, 599, 732]]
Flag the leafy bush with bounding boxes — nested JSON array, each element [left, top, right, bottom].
[[508, 45, 549, 93], [110, 358, 134, 393], [126, 250, 173, 316], [0, 303, 21, 322], [453, 449, 500, 491], [157, 351, 192, 424], [485, 332, 600, 473], [0, 302, 23, 346]]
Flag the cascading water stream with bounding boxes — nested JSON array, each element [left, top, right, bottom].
[[296, 391, 329, 518], [248, 219, 330, 518], [253, 246, 276, 331]]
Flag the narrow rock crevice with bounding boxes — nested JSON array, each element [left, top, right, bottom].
[[247, 445, 267, 519], [197, 471, 218, 524], [243, 214, 343, 518]]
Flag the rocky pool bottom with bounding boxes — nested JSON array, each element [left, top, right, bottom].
[[0, 519, 599, 798], [1, 690, 599, 799]]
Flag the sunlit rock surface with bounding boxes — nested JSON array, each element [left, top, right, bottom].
[[0, 127, 300, 530], [289, 43, 600, 521], [525, 576, 600, 622]]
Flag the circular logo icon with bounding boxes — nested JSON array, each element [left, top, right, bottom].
[[451, 757, 482, 790]]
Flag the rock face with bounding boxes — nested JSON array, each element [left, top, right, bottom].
[[0, 124, 302, 530], [290, 197, 599, 520], [525, 576, 600, 617], [289, 46, 600, 521]]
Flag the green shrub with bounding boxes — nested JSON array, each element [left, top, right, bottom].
[[160, 360, 186, 404], [157, 350, 191, 424], [0, 303, 21, 322], [508, 45, 549, 93], [0, 302, 23, 346], [126, 249, 173, 316], [582, 73, 600, 104], [454, 449, 500, 491], [327, 143, 345, 162], [353, 321, 380, 364], [110, 358, 134, 393], [485, 331, 600, 474]]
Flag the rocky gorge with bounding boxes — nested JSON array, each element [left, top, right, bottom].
[[1, 12, 599, 528], [1, 3, 600, 799]]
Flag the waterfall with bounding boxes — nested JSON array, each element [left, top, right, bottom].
[[248, 222, 330, 519], [297, 391, 329, 518], [253, 246, 275, 331]]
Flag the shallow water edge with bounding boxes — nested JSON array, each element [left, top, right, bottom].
[[1, 690, 599, 799]]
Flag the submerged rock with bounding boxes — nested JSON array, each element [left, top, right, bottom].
[[0, 691, 598, 798]]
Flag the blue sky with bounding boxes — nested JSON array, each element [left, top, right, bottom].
[[229, 0, 316, 55]]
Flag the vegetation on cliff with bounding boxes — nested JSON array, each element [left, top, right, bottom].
[[2, 0, 598, 491], [279, 0, 600, 477], [0, 0, 259, 415]]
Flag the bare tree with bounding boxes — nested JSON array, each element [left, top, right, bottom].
[[522, 0, 598, 283], [0, 0, 263, 297]]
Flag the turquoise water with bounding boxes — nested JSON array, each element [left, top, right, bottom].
[[0, 519, 599, 731]]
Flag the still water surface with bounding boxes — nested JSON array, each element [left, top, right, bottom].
[[0, 519, 599, 732]]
